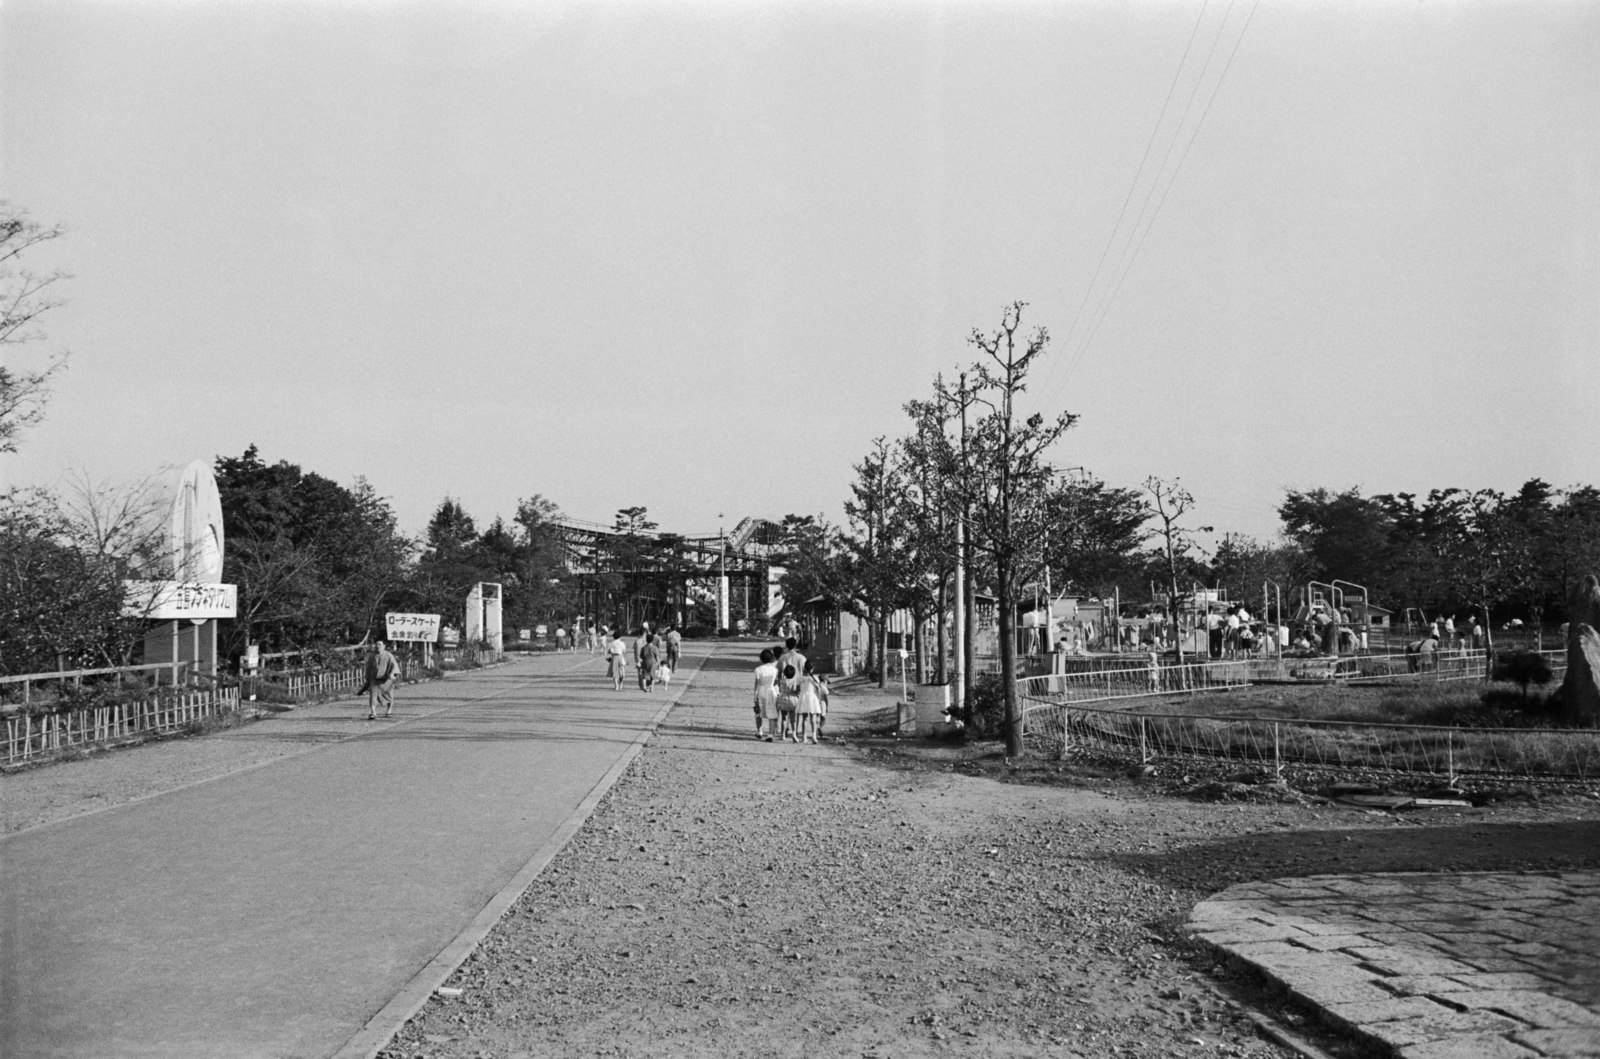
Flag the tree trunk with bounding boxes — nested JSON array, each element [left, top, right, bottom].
[[911, 602, 927, 684], [936, 574, 949, 685], [877, 613, 890, 689], [993, 554, 1021, 756]]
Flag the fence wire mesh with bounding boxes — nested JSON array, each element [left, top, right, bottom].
[[1019, 651, 1594, 781]]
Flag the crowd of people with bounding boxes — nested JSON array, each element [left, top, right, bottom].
[[596, 622, 683, 692], [520, 622, 833, 743]]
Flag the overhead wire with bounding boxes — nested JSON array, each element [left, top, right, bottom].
[[1034, 0, 1259, 414], [1058, 0, 1260, 391], [1052, 0, 1213, 364]]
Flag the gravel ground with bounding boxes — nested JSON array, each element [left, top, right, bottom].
[[375, 652, 1600, 1059]]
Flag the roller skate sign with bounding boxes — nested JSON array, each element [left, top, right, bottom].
[[385, 613, 442, 642]]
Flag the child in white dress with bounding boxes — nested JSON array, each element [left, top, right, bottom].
[[752, 648, 779, 741], [794, 665, 823, 744]]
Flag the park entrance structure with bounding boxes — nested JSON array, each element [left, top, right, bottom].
[[122, 461, 238, 677], [465, 582, 504, 655], [554, 516, 788, 634]]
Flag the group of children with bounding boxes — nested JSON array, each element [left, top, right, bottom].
[[602, 625, 676, 692], [752, 638, 828, 744]]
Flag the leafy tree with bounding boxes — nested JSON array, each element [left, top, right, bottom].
[[0, 489, 136, 673], [1277, 487, 1394, 596], [1045, 476, 1149, 601], [0, 203, 69, 453], [1209, 534, 1310, 621], [216, 447, 413, 652], [411, 497, 491, 625], [773, 514, 841, 616], [509, 495, 576, 630]]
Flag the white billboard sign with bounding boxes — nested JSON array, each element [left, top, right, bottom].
[[123, 580, 238, 620], [385, 612, 441, 642]]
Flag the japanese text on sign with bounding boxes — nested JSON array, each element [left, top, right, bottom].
[[123, 580, 238, 620], [385, 613, 442, 642]]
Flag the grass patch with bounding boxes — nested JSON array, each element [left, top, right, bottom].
[[1141, 682, 1566, 729]]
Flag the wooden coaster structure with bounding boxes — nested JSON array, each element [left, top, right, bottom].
[[553, 516, 788, 634]]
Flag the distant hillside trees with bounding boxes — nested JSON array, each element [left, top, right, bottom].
[[1276, 481, 1600, 622]]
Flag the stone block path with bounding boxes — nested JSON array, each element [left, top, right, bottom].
[[1187, 872, 1600, 1058]]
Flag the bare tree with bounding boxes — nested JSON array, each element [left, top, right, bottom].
[[0, 203, 70, 452], [956, 303, 1079, 756], [1144, 476, 1211, 669]]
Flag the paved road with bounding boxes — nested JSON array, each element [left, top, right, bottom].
[[0, 647, 694, 1059], [1188, 871, 1600, 1058]]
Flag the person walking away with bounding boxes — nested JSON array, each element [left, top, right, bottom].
[[794, 662, 824, 744], [775, 637, 807, 740], [607, 634, 628, 691], [554, 625, 568, 653], [365, 639, 399, 720], [665, 624, 682, 672], [638, 633, 661, 692], [753, 648, 780, 741]]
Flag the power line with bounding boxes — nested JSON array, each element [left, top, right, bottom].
[[1039, 0, 1259, 410], [1053, 0, 1213, 364], [1063, 0, 1260, 386]]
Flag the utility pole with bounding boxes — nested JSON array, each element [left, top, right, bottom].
[[953, 515, 966, 719], [718, 513, 729, 632]]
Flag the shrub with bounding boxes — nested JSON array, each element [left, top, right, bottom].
[[716, 627, 732, 638], [1491, 651, 1555, 698], [966, 673, 1007, 739]]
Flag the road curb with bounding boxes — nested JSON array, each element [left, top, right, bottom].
[[330, 648, 708, 1059]]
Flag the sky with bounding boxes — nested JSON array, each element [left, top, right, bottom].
[[2, 0, 1596, 549]]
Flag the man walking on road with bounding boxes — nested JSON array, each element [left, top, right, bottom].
[[366, 639, 399, 719], [665, 624, 682, 672]]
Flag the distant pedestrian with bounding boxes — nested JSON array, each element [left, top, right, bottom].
[[794, 662, 823, 744], [554, 625, 568, 652], [665, 624, 682, 672], [606, 634, 628, 690], [1407, 635, 1439, 673], [753, 648, 779, 741], [638, 633, 661, 692], [364, 639, 399, 720]]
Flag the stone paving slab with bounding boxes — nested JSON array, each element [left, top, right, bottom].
[[1187, 871, 1600, 1058]]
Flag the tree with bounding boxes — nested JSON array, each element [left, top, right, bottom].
[[1209, 534, 1310, 621], [1277, 487, 1394, 597], [0, 203, 69, 452], [840, 437, 916, 687], [1144, 477, 1212, 669], [947, 303, 1079, 755], [216, 446, 414, 652], [0, 489, 136, 673], [508, 495, 575, 631], [774, 514, 844, 621], [1045, 476, 1149, 601]]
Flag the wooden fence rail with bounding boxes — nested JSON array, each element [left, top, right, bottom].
[[4, 683, 241, 766]]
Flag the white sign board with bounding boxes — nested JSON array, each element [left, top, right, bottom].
[[123, 580, 238, 620], [171, 460, 226, 583], [385, 613, 441, 642]]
